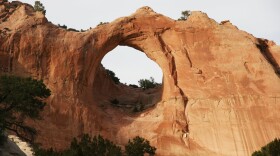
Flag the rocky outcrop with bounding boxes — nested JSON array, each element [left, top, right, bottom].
[[0, 1, 280, 155]]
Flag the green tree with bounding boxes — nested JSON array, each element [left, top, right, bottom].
[[178, 10, 190, 21], [252, 138, 280, 156], [125, 136, 156, 156], [34, 134, 122, 156], [0, 75, 51, 142], [138, 77, 159, 90], [34, 1, 46, 15], [34, 135, 157, 156]]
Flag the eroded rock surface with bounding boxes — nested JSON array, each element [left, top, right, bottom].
[[0, 1, 280, 155]]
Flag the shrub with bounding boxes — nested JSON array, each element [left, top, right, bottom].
[[138, 77, 159, 90], [34, 134, 122, 156], [58, 24, 67, 29], [68, 28, 79, 32], [252, 138, 280, 156], [105, 69, 120, 84], [33, 147, 59, 156], [129, 84, 139, 88], [97, 22, 109, 26], [34, 1, 46, 15], [67, 135, 122, 156], [125, 136, 156, 156], [34, 135, 156, 156], [178, 10, 190, 21]]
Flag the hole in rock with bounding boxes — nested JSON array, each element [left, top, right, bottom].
[[102, 46, 162, 85], [95, 46, 163, 113]]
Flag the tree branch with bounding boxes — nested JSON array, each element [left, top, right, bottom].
[[4, 121, 36, 142]]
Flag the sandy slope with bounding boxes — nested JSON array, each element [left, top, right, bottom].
[[0, 135, 33, 156]]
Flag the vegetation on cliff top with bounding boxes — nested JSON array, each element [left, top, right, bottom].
[[34, 1, 46, 15], [178, 10, 191, 21]]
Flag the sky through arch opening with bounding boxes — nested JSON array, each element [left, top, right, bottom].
[[101, 46, 163, 86]]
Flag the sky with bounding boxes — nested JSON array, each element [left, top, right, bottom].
[[19, 0, 280, 84]]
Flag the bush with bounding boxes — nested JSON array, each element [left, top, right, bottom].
[[35, 135, 156, 156], [125, 136, 156, 156], [97, 22, 109, 26], [178, 10, 190, 21], [252, 138, 280, 156], [105, 69, 120, 84], [67, 28, 79, 32], [58, 24, 67, 29], [129, 84, 139, 88], [34, 1, 46, 15], [138, 77, 159, 90], [35, 134, 122, 156], [33, 147, 59, 156]]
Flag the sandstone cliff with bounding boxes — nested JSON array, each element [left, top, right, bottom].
[[0, 1, 280, 155]]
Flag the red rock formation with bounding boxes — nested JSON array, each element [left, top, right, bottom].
[[1, 1, 280, 155]]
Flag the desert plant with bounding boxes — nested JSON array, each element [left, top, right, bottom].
[[178, 10, 190, 21], [129, 84, 139, 88], [34, 135, 156, 156], [34, 134, 122, 156], [33, 147, 59, 156], [125, 136, 156, 156], [34, 1, 46, 15], [68, 28, 79, 32], [58, 24, 67, 29], [0, 75, 51, 142], [138, 77, 159, 90], [97, 22, 109, 26], [252, 138, 280, 156]]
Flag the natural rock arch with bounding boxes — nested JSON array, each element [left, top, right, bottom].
[[1, 2, 280, 155], [83, 7, 185, 101]]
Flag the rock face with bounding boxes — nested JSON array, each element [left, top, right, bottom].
[[1, 1, 280, 155]]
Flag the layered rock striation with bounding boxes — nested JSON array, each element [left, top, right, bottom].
[[0, 1, 280, 155]]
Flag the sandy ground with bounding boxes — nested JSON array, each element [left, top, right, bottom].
[[0, 135, 33, 156]]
